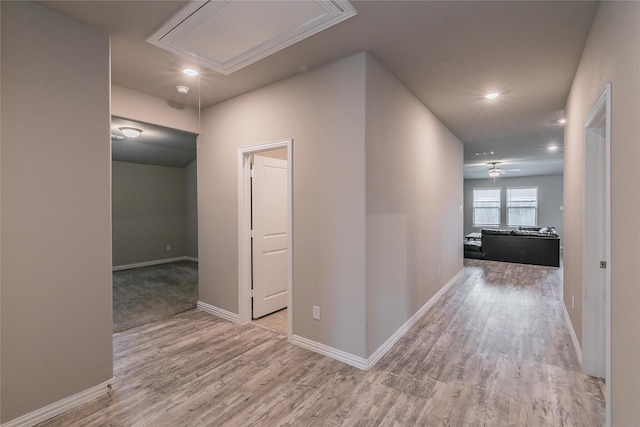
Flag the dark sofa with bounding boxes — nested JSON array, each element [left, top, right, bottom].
[[482, 228, 560, 267], [465, 228, 560, 267]]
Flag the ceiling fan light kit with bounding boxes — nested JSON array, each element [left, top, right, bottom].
[[488, 168, 501, 178], [484, 162, 520, 179]]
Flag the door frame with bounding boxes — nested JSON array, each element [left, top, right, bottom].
[[237, 139, 293, 340], [582, 83, 611, 424]]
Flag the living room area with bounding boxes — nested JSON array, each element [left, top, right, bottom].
[[462, 173, 564, 267]]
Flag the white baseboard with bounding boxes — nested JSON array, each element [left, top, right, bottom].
[[112, 256, 198, 271], [562, 301, 583, 366], [1, 378, 114, 427], [293, 268, 464, 371], [197, 301, 240, 323], [291, 334, 369, 370]]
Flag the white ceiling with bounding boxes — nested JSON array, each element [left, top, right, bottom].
[[39, 0, 600, 175]]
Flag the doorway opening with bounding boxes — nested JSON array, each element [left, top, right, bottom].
[[583, 83, 611, 424], [237, 140, 293, 339], [111, 116, 199, 332]]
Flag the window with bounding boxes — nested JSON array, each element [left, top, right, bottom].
[[507, 187, 538, 227], [473, 188, 501, 227]]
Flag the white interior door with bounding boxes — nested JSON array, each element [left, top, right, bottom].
[[252, 154, 288, 319]]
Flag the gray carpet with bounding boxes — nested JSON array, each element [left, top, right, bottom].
[[113, 260, 198, 332]]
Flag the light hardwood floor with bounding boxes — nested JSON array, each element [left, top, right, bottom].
[[38, 260, 604, 426]]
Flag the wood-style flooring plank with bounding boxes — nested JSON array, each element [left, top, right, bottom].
[[37, 259, 604, 426]]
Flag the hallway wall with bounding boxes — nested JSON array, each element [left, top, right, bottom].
[[364, 54, 464, 355], [564, 2, 640, 424], [0, 2, 112, 422]]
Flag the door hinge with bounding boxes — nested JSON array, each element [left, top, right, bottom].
[[250, 288, 254, 298], [250, 167, 254, 178], [600, 261, 607, 268], [250, 229, 254, 239]]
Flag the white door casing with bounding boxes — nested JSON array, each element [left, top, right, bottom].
[[582, 82, 611, 425], [237, 139, 293, 339], [251, 155, 288, 318]]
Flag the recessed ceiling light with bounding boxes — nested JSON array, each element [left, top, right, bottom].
[[119, 127, 142, 138], [548, 145, 559, 152], [182, 68, 199, 77], [485, 92, 500, 100], [555, 118, 566, 124], [176, 85, 190, 94]]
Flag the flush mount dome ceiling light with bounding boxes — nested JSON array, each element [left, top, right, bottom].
[[485, 92, 500, 100], [176, 85, 190, 94], [119, 127, 142, 138], [148, 0, 357, 75]]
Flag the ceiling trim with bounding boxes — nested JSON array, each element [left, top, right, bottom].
[[147, 0, 357, 75]]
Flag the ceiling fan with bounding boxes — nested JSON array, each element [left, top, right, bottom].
[[486, 162, 520, 178]]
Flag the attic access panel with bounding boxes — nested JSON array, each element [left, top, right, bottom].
[[148, 0, 357, 75]]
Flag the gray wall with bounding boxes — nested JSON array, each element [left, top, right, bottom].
[[112, 161, 193, 266], [197, 51, 463, 359], [564, 2, 640, 423], [463, 174, 564, 240], [365, 54, 464, 355], [1, 2, 112, 422]]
